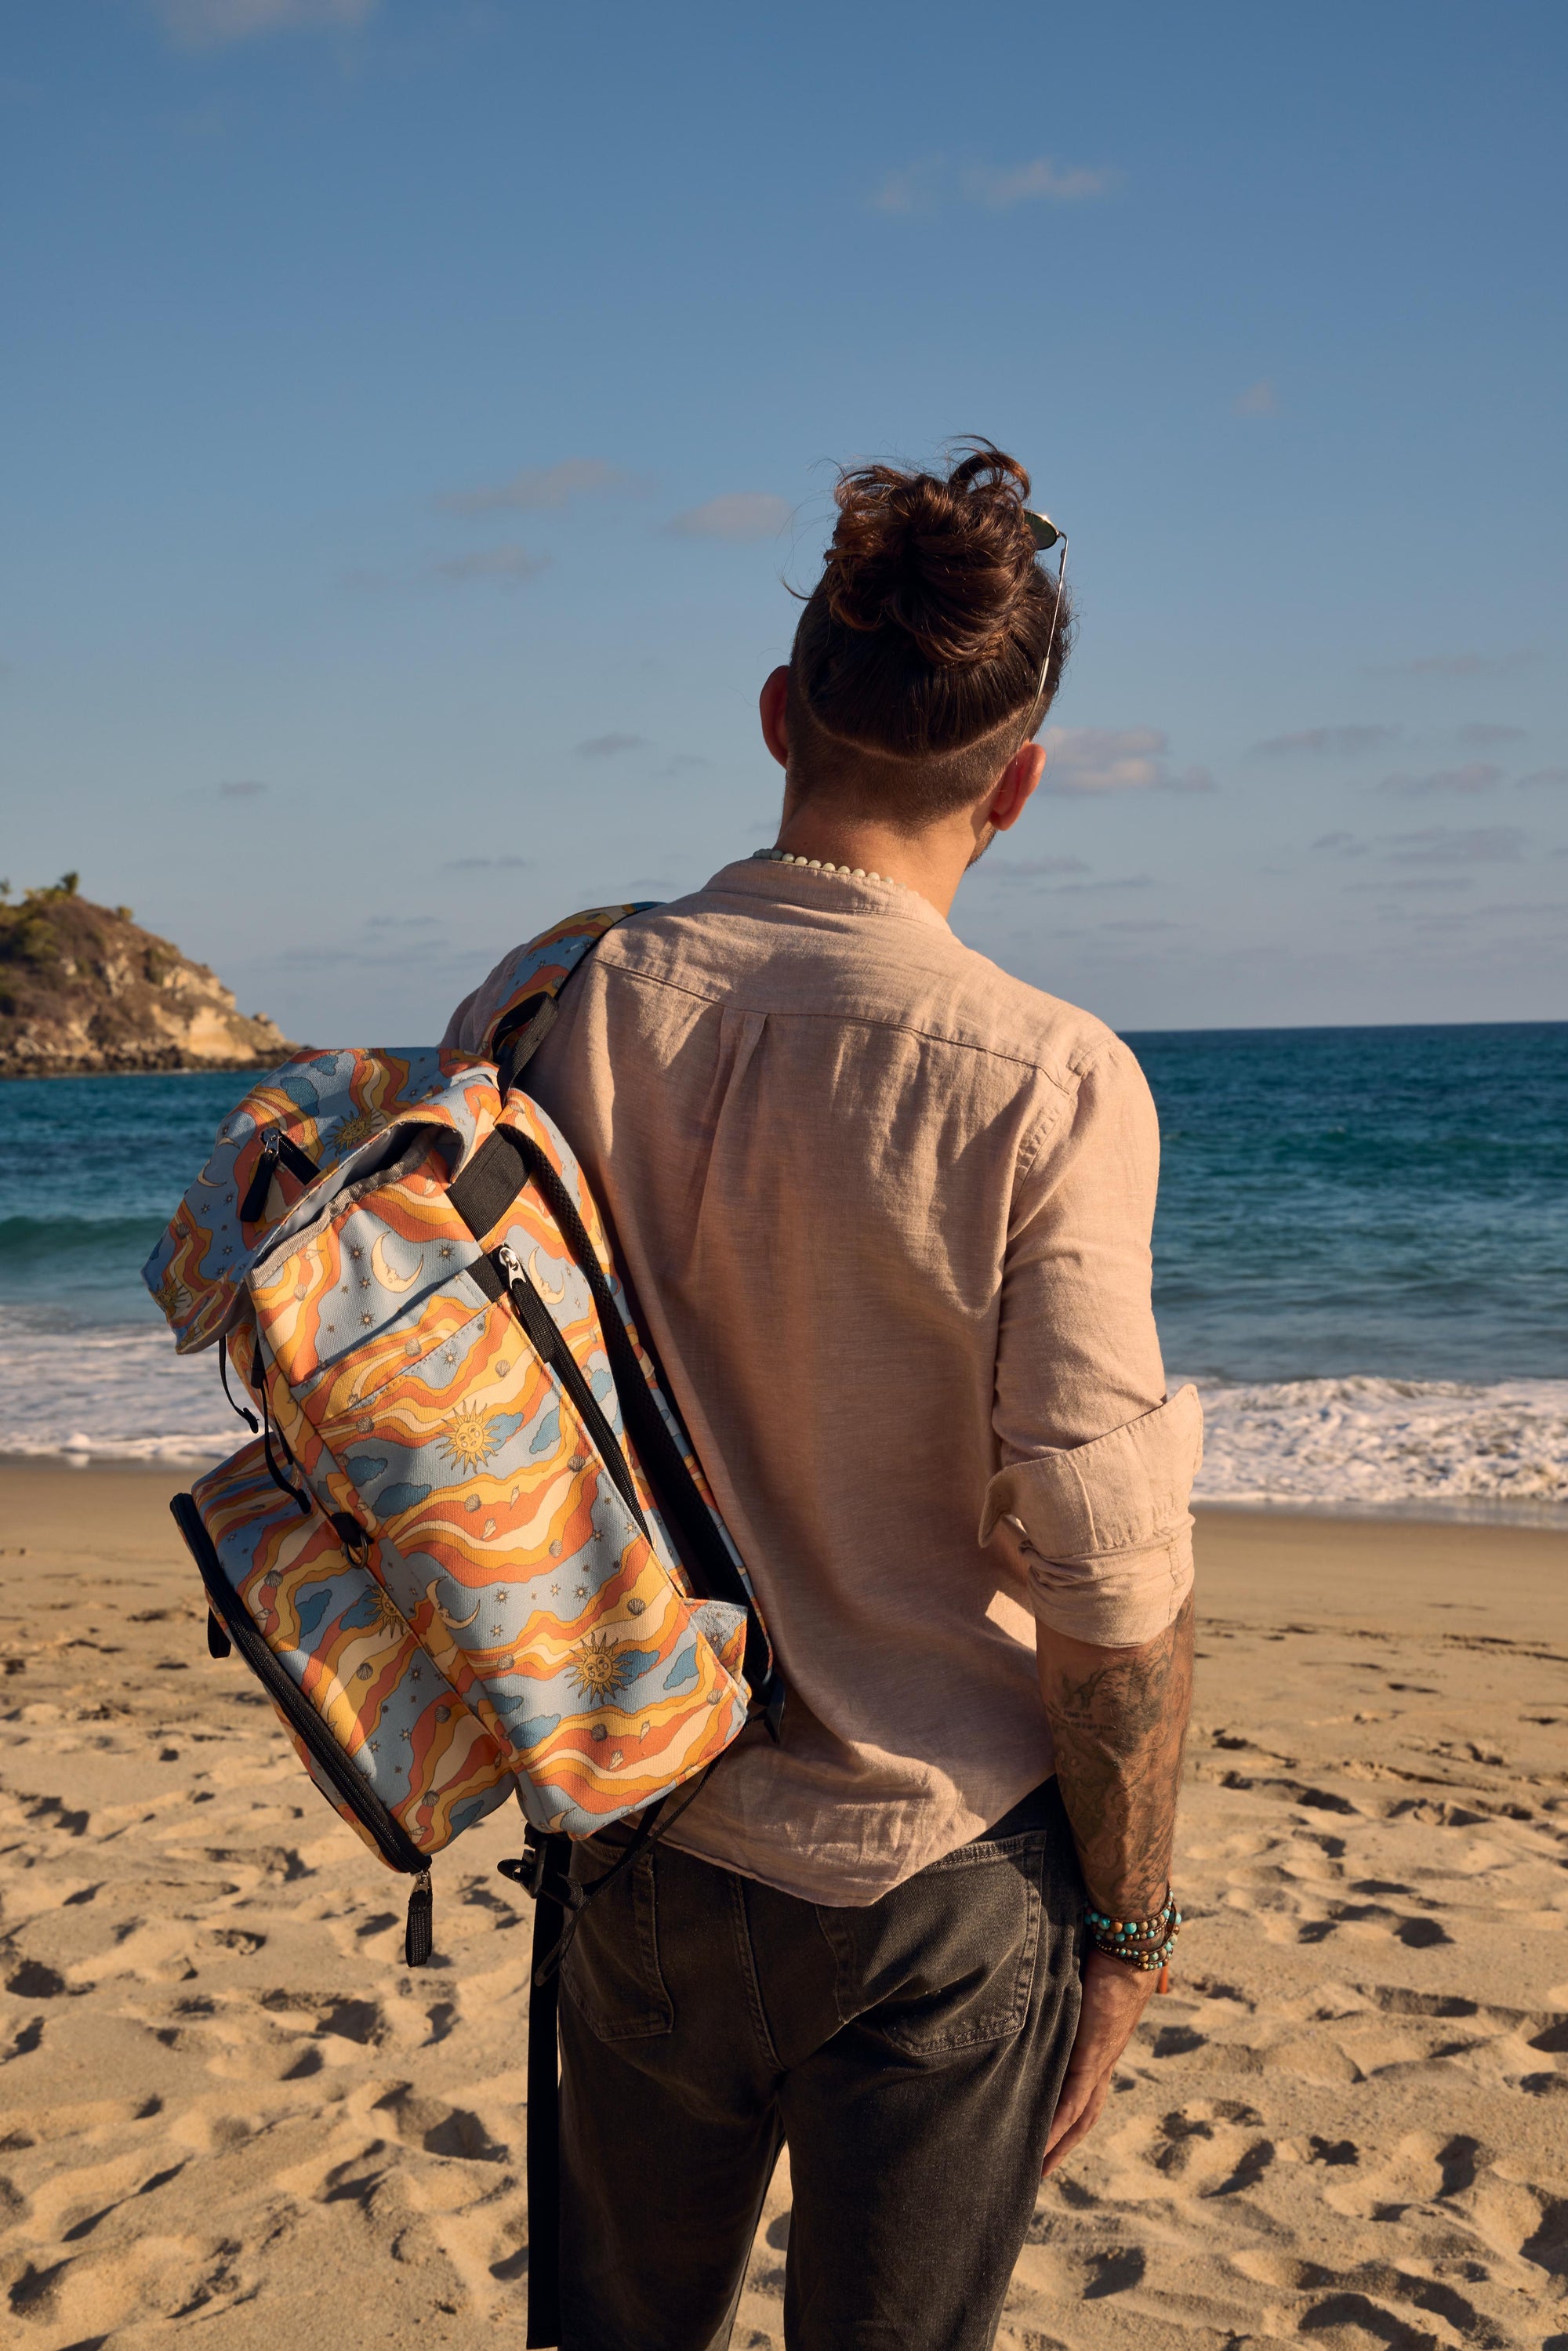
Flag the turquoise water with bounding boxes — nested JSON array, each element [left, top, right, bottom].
[[1128, 1020, 1568, 1385], [1, 1025, 1565, 1511]]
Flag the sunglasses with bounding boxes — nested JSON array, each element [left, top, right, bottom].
[[1023, 510, 1069, 728]]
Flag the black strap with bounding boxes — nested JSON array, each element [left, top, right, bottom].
[[524, 1835, 568, 2349], [492, 992, 560, 1097], [239, 1126, 318, 1225], [509, 1134, 774, 1703], [446, 1125, 534, 1242], [448, 1124, 772, 1703]]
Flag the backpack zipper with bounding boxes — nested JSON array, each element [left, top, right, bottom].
[[169, 1493, 428, 1885], [240, 1126, 321, 1226], [492, 1243, 648, 1540]]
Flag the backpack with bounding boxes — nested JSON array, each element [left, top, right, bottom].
[[143, 905, 779, 1972]]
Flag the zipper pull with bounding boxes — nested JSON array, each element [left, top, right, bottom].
[[495, 1242, 524, 1290], [240, 1129, 283, 1225], [405, 1867, 434, 1968]]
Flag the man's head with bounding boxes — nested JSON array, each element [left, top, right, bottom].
[[774, 442, 1073, 836]]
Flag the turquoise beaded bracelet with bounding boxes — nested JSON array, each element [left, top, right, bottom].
[[1085, 1892, 1183, 1972]]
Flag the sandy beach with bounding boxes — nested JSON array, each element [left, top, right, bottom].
[[1, 1463, 1564, 2349]]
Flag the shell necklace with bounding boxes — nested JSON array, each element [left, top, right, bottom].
[[750, 847, 906, 890]]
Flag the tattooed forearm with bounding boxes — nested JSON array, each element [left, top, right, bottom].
[[1035, 1595, 1195, 1918]]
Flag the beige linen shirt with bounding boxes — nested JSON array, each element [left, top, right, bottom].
[[445, 859, 1200, 1904]]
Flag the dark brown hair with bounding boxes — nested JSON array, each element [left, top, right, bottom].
[[787, 441, 1072, 824]]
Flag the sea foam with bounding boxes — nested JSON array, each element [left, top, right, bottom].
[[1190, 1373, 1568, 1522], [2, 1314, 1565, 1525]]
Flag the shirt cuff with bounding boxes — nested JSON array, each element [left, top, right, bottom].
[[979, 1384, 1203, 1648]]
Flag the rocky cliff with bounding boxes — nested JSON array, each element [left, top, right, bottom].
[[0, 879, 293, 1078]]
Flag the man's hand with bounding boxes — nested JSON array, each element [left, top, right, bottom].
[[1041, 1949, 1155, 2175], [1029, 1595, 1195, 2176]]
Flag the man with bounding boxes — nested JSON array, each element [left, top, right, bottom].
[[445, 444, 1199, 2350]]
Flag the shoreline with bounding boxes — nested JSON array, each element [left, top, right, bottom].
[[1, 1449, 1564, 1534]]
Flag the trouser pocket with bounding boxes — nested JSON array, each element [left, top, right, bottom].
[[561, 1841, 673, 2040], [815, 1831, 1049, 2059]]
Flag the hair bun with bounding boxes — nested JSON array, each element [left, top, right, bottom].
[[822, 443, 1038, 668]]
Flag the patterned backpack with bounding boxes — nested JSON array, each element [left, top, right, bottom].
[[143, 906, 778, 1972]]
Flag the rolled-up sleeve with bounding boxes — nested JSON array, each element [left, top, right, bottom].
[[980, 1040, 1200, 1648]]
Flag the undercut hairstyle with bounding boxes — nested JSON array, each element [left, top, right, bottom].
[[787, 441, 1073, 829]]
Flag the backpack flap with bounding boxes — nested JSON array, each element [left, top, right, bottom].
[[142, 1049, 506, 1355]]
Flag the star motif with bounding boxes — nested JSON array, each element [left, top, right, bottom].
[[361, 1312, 373, 1326], [350, 1245, 364, 1261], [438, 1244, 454, 1261]]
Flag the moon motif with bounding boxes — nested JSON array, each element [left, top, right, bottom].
[[528, 1247, 568, 1307], [426, 1577, 483, 1631], [372, 1234, 423, 1293]]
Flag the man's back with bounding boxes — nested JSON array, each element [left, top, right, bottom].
[[448, 855, 1185, 1901]]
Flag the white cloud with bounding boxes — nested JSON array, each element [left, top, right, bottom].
[[986, 855, 1091, 881], [434, 546, 550, 586], [870, 161, 942, 216], [665, 493, 789, 543], [1251, 725, 1397, 757], [1314, 824, 1526, 865], [1457, 722, 1527, 749], [442, 458, 632, 517], [1344, 876, 1475, 895], [1520, 766, 1568, 789], [1233, 379, 1279, 418], [153, 0, 377, 47], [962, 158, 1120, 208], [1381, 825, 1525, 865], [873, 156, 1116, 215], [1374, 764, 1504, 797], [1367, 648, 1540, 680], [575, 733, 648, 759], [1039, 726, 1213, 796]]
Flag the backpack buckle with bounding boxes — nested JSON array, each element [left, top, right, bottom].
[[498, 1825, 581, 1910]]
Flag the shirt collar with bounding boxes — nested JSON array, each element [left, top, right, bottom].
[[701, 857, 953, 935]]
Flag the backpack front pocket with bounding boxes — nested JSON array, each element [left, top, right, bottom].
[[256, 1190, 749, 1836]]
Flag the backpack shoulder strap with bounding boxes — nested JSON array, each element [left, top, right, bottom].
[[476, 903, 658, 1089]]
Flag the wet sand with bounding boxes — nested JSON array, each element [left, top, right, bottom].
[[2, 1462, 1565, 2348]]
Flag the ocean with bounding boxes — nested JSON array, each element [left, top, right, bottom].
[[1, 1021, 1564, 1521]]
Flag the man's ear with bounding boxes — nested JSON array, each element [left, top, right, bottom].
[[759, 666, 790, 768], [989, 741, 1047, 833]]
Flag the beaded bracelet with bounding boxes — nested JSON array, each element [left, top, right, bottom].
[[1085, 1892, 1182, 1972]]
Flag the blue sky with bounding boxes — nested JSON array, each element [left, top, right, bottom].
[[2, 0, 1565, 1036]]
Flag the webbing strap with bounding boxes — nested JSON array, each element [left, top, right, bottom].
[[446, 1125, 532, 1243], [524, 1838, 568, 2349], [447, 1124, 772, 1703], [507, 1132, 773, 1703]]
